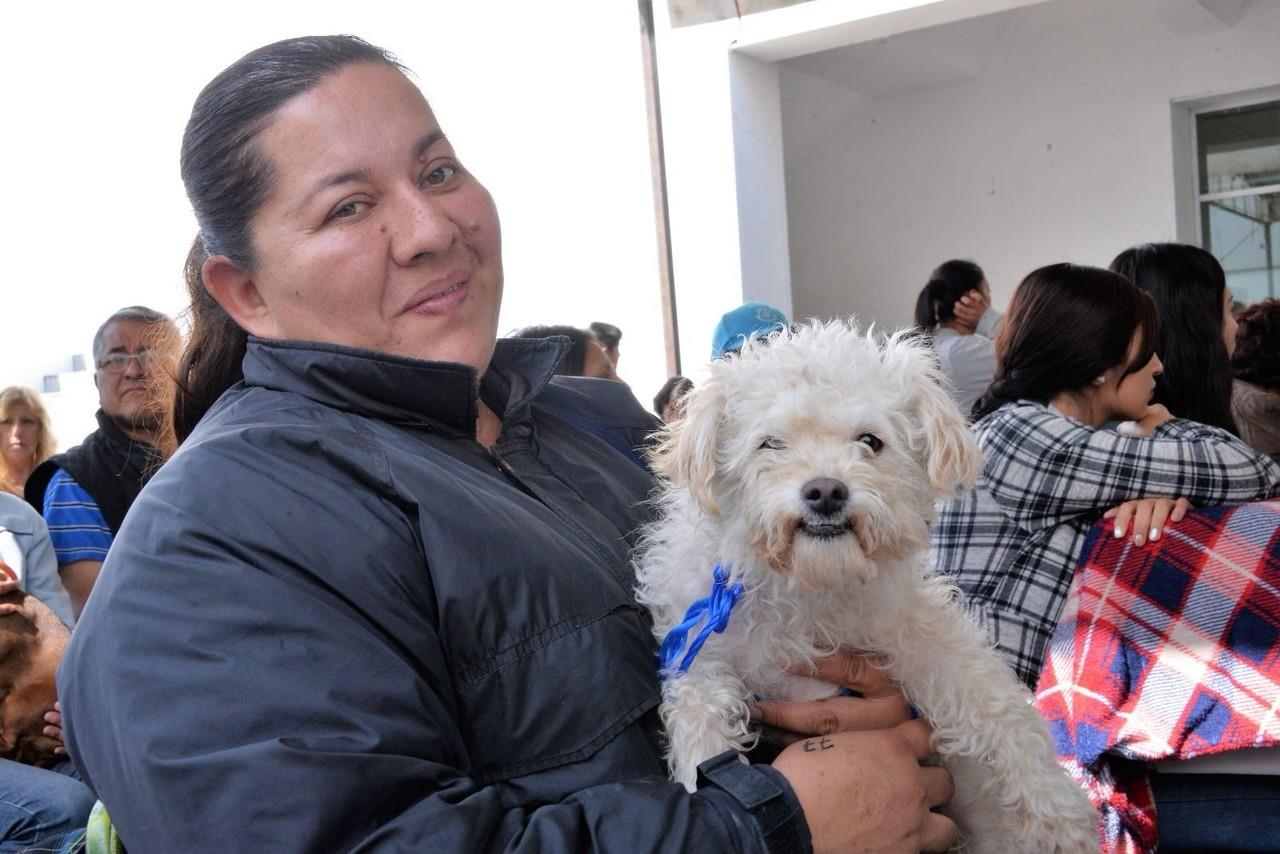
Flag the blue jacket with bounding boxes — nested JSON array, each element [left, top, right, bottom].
[[59, 337, 809, 853]]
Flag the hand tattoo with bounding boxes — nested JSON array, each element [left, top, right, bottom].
[[802, 735, 835, 752]]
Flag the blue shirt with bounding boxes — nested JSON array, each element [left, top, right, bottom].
[[43, 468, 113, 564]]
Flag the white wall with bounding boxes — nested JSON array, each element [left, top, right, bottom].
[[780, 0, 1280, 329]]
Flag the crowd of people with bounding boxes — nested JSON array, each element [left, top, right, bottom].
[[2, 31, 1280, 854]]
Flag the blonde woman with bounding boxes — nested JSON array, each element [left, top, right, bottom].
[[0, 387, 55, 498]]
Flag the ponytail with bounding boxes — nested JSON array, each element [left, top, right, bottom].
[[171, 235, 249, 444], [913, 260, 986, 332]]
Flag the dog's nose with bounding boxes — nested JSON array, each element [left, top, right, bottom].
[[801, 478, 849, 517]]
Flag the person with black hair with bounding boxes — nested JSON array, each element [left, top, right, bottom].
[[933, 263, 1279, 688], [652, 375, 693, 423], [1110, 243, 1239, 433], [1231, 298, 1280, 461], [913, 259, 1000, 415], [512, 324, 618, 380], [57, 35, 957, 854], [589, 321, 622, 371]]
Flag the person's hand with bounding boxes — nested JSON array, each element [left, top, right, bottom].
[[0, 567, 20, 615], [951, 289, 989, 332], [773, 719, 958, 853], [42, 702, 67, 756], [1105, 497, 1190, 547], [1130, 403, 1174, 437], [750, 650, 911, 743]]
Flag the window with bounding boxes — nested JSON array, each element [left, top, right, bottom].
[[1195, 99, 1280, 306]]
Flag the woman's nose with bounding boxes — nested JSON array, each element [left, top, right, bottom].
[[390, 191, 458, 266]]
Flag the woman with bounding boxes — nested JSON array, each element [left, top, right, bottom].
[[912, 260, 1000, 416], [1110, 242, 1238, 433], [1231, 298, 1280, 461], [932, 264, 1280, 688], [58, 36, 955, 853], [0, 387, 55, 498]]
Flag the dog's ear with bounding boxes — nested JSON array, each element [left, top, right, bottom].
[[896, 339, 983, 494], [650, 376, 723, 517]]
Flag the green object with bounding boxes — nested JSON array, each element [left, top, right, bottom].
[[84, 801, 125, 854]]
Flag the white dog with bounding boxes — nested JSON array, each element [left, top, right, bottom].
[[635, 321, 1097, 853]]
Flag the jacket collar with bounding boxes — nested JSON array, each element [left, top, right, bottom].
[[240, 336, 568, 438]]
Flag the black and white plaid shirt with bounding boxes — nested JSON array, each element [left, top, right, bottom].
[[932, 401, 1280, 686]]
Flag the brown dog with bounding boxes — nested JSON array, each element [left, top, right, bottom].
[[0, 565, 68, 768]]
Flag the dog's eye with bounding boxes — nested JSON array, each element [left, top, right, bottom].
[[758, 436, 785, 451], [858, 433, 883, 453]]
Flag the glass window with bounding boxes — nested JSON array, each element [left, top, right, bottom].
[[1196, 100, 1280, 306]]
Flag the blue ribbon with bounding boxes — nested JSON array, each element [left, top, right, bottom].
[[659, 563, 744, 679]]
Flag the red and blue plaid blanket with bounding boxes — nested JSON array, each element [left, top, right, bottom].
[[1034, 499, 1280, 853]]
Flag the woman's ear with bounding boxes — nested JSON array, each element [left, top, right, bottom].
[[201, 256, 281, 339]]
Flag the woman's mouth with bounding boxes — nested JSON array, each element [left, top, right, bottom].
[[404, 276, 469, 316]]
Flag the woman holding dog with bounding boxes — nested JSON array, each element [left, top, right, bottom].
[[932, 263, 1280, 689], [56, 36, 957, 853]]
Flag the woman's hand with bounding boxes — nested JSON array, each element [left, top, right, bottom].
[[750, 650, 911, 741], [1105, 497, 1190, 547], [757, 652, 956, 852], [42, 702, 67, 756], [1130, 403, 1175, 437], [773, 720, 958, 853], [952, 289, 990, 332]]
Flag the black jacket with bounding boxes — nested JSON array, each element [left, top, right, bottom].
[[25, 409, 164, 536], [60, 337, 809, 853]]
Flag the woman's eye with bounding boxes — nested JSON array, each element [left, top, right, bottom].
[[758, 436, 785, 451], [327, 201, 364, 222], [422, 163, 458, 187], [858, 433, 883, 453]]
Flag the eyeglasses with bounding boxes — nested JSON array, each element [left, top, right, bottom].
[[96, 350, 153, 374]]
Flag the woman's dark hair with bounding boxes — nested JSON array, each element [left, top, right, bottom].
[[511, 325, 595, 376], [1110, 243, 1237, 433], [973, 263, 1159, 420], [653, 375, 692, 418], [1233, 299, 1280, 391], [173, 35, 404, 442], [913, 259, 986, 330]]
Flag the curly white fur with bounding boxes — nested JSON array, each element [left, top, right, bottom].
[[636, 320, 1098, 853]]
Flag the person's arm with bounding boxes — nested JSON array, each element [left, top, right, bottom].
[[982, 406, 1280, 529], [41, 470, 111, 618], [57, 431, 788, 854], [16, 512, 75, 627]]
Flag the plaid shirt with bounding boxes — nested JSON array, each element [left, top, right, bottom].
[[932, 401, 1280, 686], [1035, 500, 1280, 853]]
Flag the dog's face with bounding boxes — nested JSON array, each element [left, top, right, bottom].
[[0, 591, 67, 768], [655, 321, 980, 589]]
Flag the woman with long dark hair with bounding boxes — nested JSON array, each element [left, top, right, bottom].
[[913, 259, 1000, 415], [55, 35, 957, 853], [1110, 242, 1239, 433], [934, 263, 1279, 688]]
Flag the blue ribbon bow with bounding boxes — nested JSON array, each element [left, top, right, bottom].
[[659, 563, 744, 679]]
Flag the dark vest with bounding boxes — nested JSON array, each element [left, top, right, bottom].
[[25, 410, 164, 538]]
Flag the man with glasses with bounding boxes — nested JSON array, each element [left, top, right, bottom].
[[24, 306, 176, 619]]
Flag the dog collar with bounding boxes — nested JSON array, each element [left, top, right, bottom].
[[658, 563, 744, 679]]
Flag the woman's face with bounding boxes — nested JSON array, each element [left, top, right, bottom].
[[235, 63, 503, 373], [1, 404, 40, 469], [1222, 287, 1238, 359], [1097, 332, 1163, 422]]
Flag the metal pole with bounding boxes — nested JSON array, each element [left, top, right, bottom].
[[638, 0, 682, 376]]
